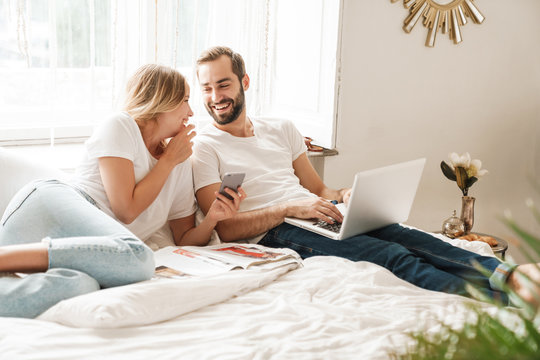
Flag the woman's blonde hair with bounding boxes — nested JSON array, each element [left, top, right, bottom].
[[124, 64, 187, 126]]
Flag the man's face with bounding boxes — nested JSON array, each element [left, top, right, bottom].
[[198, 55, 246, 125]]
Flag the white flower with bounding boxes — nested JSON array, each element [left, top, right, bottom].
[[442, 152, 488, 196], [448, 152, 471, 170], [467, 159, 488, 178]]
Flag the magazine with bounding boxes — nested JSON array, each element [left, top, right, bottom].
[[153, 243, 302, 278]]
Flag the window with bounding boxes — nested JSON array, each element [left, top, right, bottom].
[[0, 0, 112, 144], [0, 0, 342, 149], [263, 0, 342, 148]]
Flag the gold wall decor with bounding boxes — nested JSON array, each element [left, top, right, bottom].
[[391, 0, 485, 47]]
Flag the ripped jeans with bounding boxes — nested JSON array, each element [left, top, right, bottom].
[[0, 180, 155, 318]]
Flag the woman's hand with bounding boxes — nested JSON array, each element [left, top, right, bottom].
[[206, 186, 246, 223], [161, 124, 196, 165]]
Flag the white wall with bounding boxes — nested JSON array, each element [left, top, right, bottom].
[[324, 0, 540, 263]]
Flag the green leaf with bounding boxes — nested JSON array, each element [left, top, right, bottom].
[[526, 199, 540, 226], [501, 217, 540, 255], [466, 176, 478, 189], [455, 167, 468, 191], [440, 161, 457, 181], [523, 316, 540, 347]]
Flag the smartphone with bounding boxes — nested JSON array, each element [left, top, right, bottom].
[[218, 172, 245, 200]]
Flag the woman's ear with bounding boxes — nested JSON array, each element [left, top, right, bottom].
[[242, 74, 250, 91]]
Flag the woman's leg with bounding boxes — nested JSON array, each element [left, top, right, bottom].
[[0, 269, 100, 318], [0, 180, 155, 318], [0, 242, 48, 272]]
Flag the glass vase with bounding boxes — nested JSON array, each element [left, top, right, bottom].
[[460, 196, 475, 235], [442, 210, 465, 238]]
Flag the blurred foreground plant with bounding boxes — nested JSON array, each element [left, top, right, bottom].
[[389, 195, 540, 360]]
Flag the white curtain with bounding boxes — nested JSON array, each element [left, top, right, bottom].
[[1, 0, 272, 143], [106, 0, 272, 126], [2, 0, 340, 148], [204, 0, 270, 116]]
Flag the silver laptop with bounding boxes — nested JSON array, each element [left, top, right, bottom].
[[284, 158, 426, 240]]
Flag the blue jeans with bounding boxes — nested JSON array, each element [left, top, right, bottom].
[[0, 180, 155, 318], [259, 223, 510, 304]]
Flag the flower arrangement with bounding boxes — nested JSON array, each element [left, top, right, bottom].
[[440, 152, 488, 196]]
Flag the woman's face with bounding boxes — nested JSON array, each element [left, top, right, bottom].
[[157, 84, 194, 138]]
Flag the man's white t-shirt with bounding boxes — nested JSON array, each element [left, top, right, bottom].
[[70, 111, 197, 241], [191, 117, 315, 243]]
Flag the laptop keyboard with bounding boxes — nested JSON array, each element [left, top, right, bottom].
[[314, 220, 342, 233]]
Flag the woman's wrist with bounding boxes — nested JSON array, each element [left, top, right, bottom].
[[157, 154, 177, 172], [200, 213, 219, 230]]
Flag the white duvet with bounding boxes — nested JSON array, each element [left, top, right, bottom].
[[0, 237, 501, 360]]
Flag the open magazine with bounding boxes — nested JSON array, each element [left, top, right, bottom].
[[153, 243, 303, 278]]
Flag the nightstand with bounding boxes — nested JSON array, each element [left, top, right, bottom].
[[474, 232, 508, 260], [436, 231, 509, 260]]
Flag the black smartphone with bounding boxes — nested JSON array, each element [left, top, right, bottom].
[[218, 172, 245, 200]]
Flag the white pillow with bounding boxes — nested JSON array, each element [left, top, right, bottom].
[[37, 263, 298, 328], [0, 147, 66, 215]]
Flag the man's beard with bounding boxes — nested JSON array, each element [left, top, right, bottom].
[[205, 88, 245, 125]]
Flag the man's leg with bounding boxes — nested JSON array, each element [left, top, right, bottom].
[[370, 224, 540, 307], [367, 224, 506, 290], [259, 223, 507, 303]]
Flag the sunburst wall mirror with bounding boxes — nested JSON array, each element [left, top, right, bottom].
[[391, 0, 485, 47]]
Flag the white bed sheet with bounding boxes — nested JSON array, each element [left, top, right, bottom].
[[0, 236, 499, 360]]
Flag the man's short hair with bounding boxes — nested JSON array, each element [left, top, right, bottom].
[[196, 46, 246, 83]]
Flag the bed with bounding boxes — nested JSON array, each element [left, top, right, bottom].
[[0, 148, 499, 359]]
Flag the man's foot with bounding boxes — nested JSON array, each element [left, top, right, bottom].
[[507, 263, 540, 309]]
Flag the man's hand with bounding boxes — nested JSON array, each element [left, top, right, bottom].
[[170, 187, 247, 247], [342, 188, 352, 205], [285, 197, 343, 224]]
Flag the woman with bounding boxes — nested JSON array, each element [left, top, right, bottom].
[[0, 64, 245, 318]]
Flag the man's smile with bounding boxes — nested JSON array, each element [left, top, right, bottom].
[[212, 102, 232, 113]]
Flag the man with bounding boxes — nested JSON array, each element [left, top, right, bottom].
[[191, 46, 539, 306]]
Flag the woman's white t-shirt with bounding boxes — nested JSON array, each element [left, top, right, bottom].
[[191, 118, 315, 242], [70, 111, 196, 241]]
